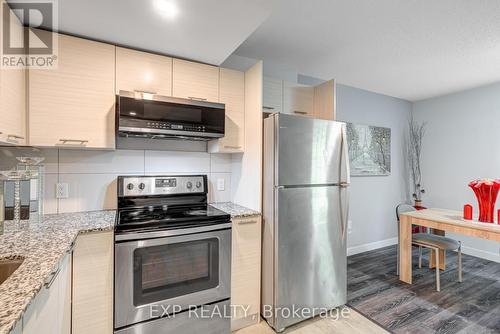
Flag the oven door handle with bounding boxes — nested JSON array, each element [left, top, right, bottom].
[[115, 222, 232, 241]]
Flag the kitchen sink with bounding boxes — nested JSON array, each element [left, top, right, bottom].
[[0, 257, 24, 285]]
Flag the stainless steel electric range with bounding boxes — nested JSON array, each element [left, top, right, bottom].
[[114, 175, 231, 334]]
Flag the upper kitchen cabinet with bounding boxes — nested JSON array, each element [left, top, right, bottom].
[[115, 47, 172, 96], [263, 76, 283, 113], [172, 59, 219, 103], [313, 79, 336, 120], [208, 68, 245, 153], [283, 81, 314, 117], [0, 2, 26, 146], [29, 32, 115, 149]]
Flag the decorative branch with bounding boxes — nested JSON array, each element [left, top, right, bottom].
[[407, 116, 426, 201]]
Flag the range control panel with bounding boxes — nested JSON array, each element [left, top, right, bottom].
[[118, 175, 206, 197]]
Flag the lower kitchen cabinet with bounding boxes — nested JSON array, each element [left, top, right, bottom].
[[22, 253, 72, 334], [72, 231, 113, 334], [231, 215, 262, 331]]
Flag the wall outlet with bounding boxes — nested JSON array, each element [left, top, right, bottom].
[[347, 220, 353, 234], [56, 183, 69, 199], [216, 178, 225, 191]]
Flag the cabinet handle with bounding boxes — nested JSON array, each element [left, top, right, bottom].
[[188, 96, 207, 101], [6, 134, 24, 143], [133, 90, 157, 100], [66, 240, 76, 254], [224, 145, 242, 149], [44, 267, 61, 289], [263, 106, 275, 110], [59, 139, 89, 145], [293, 110, 307, 115], [237, 219, 257, 225]]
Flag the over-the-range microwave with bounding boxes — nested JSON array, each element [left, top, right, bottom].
[[116, 90, 225, 141]]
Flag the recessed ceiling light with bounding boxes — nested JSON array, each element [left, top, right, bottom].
[[154, 0, 179, 19]]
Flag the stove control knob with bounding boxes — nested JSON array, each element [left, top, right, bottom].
[[186, 181, 193, 189], [127, 183, 134, 190], [196, 181, 202, 189], [139, 183, 146, 190]]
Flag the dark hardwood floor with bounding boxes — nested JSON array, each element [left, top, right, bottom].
[[347, 245, 500, 334]]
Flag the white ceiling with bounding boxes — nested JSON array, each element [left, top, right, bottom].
[[235, 0, 500, 101], [11, 0, 273, 65]]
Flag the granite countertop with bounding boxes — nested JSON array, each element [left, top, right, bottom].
[[0, 210, 115, 334], [210, 202, 260, 218]]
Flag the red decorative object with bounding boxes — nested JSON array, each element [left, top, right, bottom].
[[412, 200, 427, 233], [463, 204, 473, 220], [468, 179, 500, 223]]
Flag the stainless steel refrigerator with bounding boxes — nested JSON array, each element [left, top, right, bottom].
[[262, 113, 350, 332]]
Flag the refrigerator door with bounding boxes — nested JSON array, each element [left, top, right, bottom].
[[274, 185, 347, 331], [276, 114, 346, 186]]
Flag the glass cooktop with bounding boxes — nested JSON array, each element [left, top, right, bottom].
[[115, 204, 230, 234]]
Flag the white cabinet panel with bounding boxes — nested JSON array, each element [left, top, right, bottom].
[[284, 82, 314, 117], [208, 68, 245, 153], [29, 32, 115, 149], [22, 254, 71, 334], [263, 76, 283, 113], [0, 2, 26, 146], [72, 231, 113, 334], [116, 47, 172, 96], [172, 59, 219, 102], [231, 216, 262, 331]]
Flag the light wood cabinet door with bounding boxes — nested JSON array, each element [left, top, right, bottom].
[[284, 82, 314, 117], [313, 79, 336, 120], [23, 253, 71, 334], [263, 76, 283, 113], [0, 3, 26, 146], [29, 32, 115, 149], [172, 58, 219, 102], [72, 231, 113, 334], [208, 68, 245, 153], [231, 215, 262, 331], [58, 253, 72, 334], [116, 47, 172, 96]]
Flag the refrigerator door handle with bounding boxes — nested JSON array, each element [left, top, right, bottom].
[[339, 184, 350, 240], [340, 124, 351, 185]]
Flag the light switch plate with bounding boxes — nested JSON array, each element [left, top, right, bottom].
[[56, 183, 69, 199], [216, 178, 225, 191]]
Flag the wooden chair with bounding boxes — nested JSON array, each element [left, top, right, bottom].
[[396, 204, 462, 291]]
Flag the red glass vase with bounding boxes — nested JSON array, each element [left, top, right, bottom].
[[468, 179, 500, 223]]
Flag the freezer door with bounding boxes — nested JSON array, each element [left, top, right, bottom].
[[274, 186, 347, 331], [276, 114, 346, 186]]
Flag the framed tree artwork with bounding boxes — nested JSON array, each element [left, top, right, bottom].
[[346, 123, 391, 176]]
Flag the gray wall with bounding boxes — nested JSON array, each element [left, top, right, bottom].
[[336, 84, 412, 252], [413, 82, 500, 262]]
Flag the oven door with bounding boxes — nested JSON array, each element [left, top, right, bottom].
[[114, 225, 231, 329]]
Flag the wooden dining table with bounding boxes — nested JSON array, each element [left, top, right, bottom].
[[399, 208, 500, 284]]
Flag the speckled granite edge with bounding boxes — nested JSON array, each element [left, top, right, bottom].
[[0, 210, 115, 334], [209, 202, 261, 218]]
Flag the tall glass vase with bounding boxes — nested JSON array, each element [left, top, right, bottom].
[[468, 179, 500, 223], [16, 157, 45, 222], [0, 170, 35, 229]]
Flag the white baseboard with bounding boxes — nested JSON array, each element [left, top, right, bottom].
[[347, 237, 398, 256], [461, 246, 500, 263]]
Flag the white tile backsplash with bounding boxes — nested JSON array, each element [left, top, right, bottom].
[[208, 173, 232, 203], [0, 148, 233, 214], [59, 149, 144, 174], [145, 151, 211, 174], [43, 174, 58, 214], [210, 154, 232, 173], [58, 173, 118, 213]]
